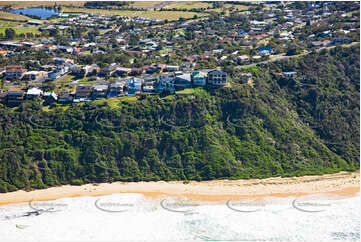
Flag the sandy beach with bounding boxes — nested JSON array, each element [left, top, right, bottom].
[[0, 171, 359, 205]]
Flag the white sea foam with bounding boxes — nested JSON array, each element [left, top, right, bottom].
[[0, 193, 359, 241]]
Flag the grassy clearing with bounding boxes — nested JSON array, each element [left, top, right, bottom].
[[0, 26, 40, 35], [176, 88, 195, 94], [93, 96, 139, 108], [93, 97, 122, 108], [0, 20, 25, 27], [0, 11, 30, 21], [78, 78, 90, 83], [63, 8, 208, 21], [120, 96, 139, 104], [55, 75, 76, 85], [165, 2, 212, 10], [129, 1, 163, 9], [43, 104, 70, 112], [224, 4, 250, 11], [0, 1, 86, 8]]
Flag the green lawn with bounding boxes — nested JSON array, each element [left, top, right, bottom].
[[77, 78, 89, 83], [0, 20, 25, 27], [0, 11, 30, 21], [93, 96, 139, 108], [63, 8, 208, 21], [55, 75, 76, 85], [165, 2, 212, 10], [0, 26, 40, 35], [0, 1, 86, 8], [176, 88, 195, 95], [224, 4, 250, 11]]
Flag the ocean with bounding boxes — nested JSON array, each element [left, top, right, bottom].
[[0, 193, 359, 241]]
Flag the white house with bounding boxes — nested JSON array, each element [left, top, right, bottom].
[[26, 87, 43, 99]]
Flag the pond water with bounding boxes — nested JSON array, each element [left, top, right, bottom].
[[10, 8, 59, 20]]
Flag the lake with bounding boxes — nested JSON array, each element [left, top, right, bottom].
[[10, 8, 59, 20]]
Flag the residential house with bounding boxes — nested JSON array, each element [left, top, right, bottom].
[[48, 71, 62, 79], [237, 55, 249, 64], [116, 67, 131, 77], [108, 81, 125, 97], [40, 65, 56, 72], [130, 68, 143, 76], [92, 85, 108, 99], [100, 63, 119, 77], [5, 65, 27, 80], [145, 65, 160, 74], [85, 64, 99, 77], [48, 65, 69, 79], [283, 71, 297, 78], [180, 62, 195, 71], [58, 90, 73, 103], [164, 65, 179, 72], [332, 36, 351, 44], [26, 87, 43, 99], [75, 86, 93, 99], [207, 70, 227, 87], [22, 71, 47, 82], [143, 75, 158, 86], [43, 92, 58, 105], [158, 73, 176, 90], [7, 88, 25, 105], [27, 20, 43, 25], [192, 71, 207, 86], [0, 48, 8, 57], [258, 46, 273, 56], [311, 40, 331, 47], [73, 64, 99, 78], [0, 92, 7, 104], [240, 73, 253, 84], [174, 73, 192, 90], [57, 45, 73, 53], [70, 65, 82, 76], [143, 75, 157, 93], [53, 57, 74, 65], [126, 78, 142, 96]]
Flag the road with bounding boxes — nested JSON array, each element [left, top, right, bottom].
[[236, 42, 359, 69]]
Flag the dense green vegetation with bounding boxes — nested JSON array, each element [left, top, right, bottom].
[[0, 46, 359, 192]]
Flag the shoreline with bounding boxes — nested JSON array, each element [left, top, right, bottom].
[[0, 171, 359, 206]]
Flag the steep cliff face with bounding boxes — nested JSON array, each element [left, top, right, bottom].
[[0, 45, 359, 192]]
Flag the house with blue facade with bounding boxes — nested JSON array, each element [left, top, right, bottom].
[[192, 71, 207, 86], [258, 46, 273, 56], [127, 78, 142, 96]]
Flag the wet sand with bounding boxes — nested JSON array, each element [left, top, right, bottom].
[[0, 171, 359, 205]]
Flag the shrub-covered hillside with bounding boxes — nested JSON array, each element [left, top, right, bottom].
[[0, 45, 359, 192]]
